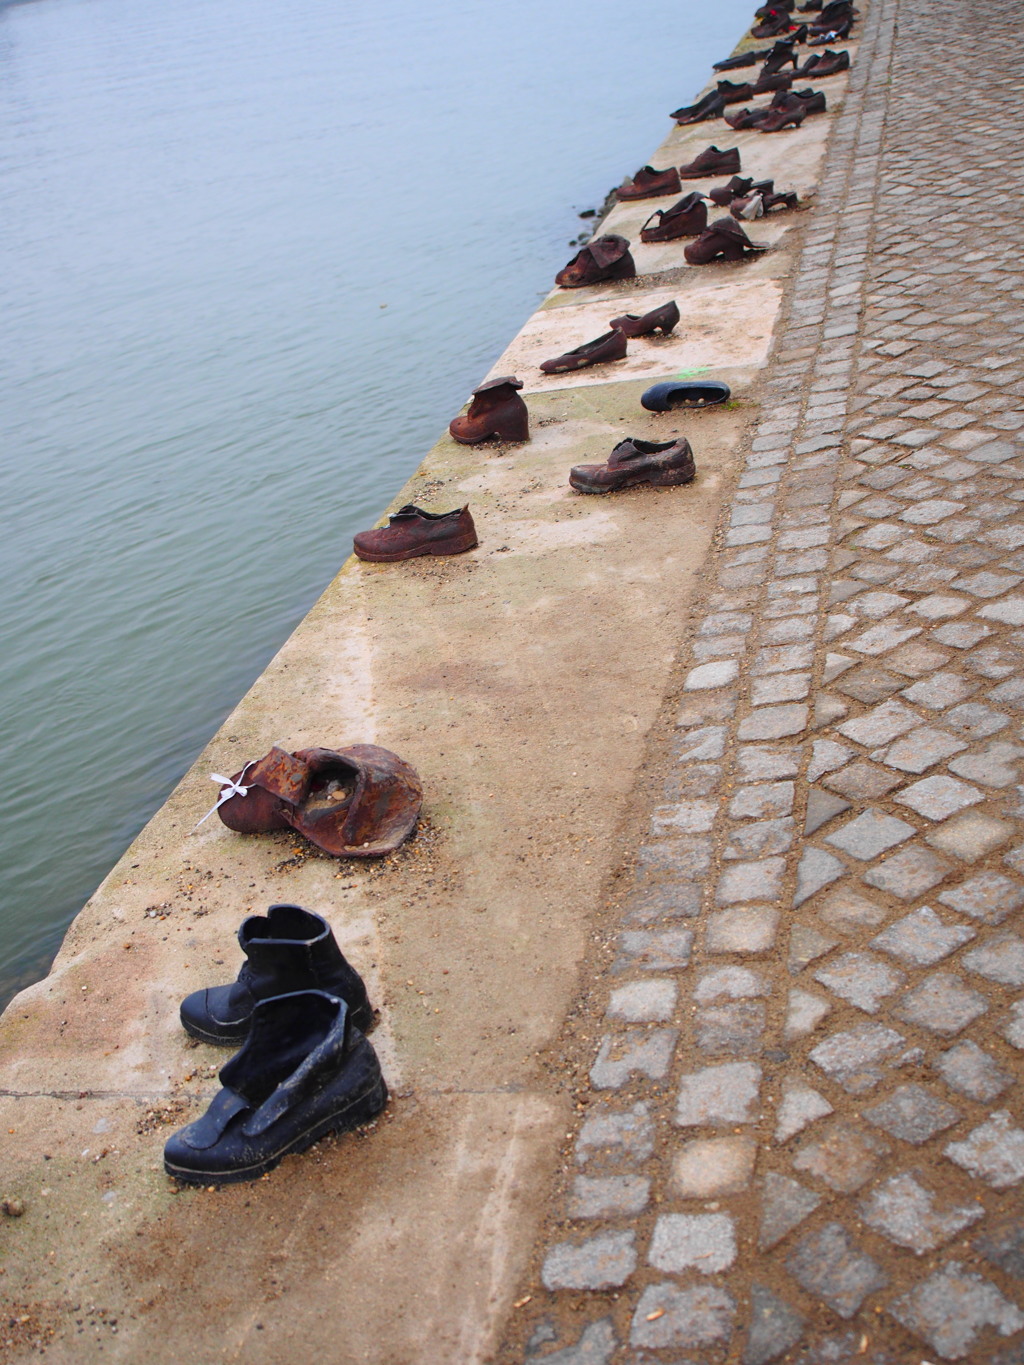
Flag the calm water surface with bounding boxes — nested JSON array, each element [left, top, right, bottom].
[[0, 0, 750, 1007]]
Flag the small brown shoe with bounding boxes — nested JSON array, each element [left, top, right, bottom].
[[539, 330, 627, 374], [678, 146, 741, 180], [609, 301, 680, 337], [555, 234, 636, 289], [731, 186, 797, 217], [671, 90, 727, 124], [752, 70, 794, 93], [639, 192, 708, 242], [569, 437, 696, 494], [751, 11, 793, 37], [708, 175, 754, 205], [449, 375, 529, 444], [796, 47, 849, 75], [724, 105, 772, 130], [353, 505, 478, 562], [213, 744, 422, 859], [684, 216, 768, 264], [715, 79, 755, 104], [756, 103, 806, 131], [616, 165, 682, 201]]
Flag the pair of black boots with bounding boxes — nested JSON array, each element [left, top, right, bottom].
[[164, 904, 386, 1186]]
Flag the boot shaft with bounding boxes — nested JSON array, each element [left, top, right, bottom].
[[240, 903, 370, 1016]]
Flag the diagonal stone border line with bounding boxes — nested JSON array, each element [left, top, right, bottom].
[[500, 0, 1024, 1359]]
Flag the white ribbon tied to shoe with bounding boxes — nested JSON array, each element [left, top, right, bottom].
[[192, 760, 258, 831]]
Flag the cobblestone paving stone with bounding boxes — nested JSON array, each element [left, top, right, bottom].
[[500, 0, 1024, 1359]]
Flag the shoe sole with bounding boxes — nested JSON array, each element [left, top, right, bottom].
[[354, 535, 479, 563], [179, 1001, 377, 1047], [164, 1073, 388, 1186], [569, 470, 696, 494]]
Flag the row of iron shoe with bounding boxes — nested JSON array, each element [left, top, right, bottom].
[[164, 17, 852, 1185], [351, 368, 732, 561]]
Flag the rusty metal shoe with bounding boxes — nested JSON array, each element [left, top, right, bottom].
[[715, 79, 755, 105], [709, 176, 752, 206], [808, 15, 851, 41], [569, 437, 696, 494], [639, 192, 708, 242], [609, 301, 680, 337], [796, 47, 849, 75], [713, 50, 768, 71], [670, 90, 727, 124], [616, 165, 682, 201], [212, 743, 422, 858], [731, 186, 797, 217], [449, 375, 529, 443], [353, 505, 478, 561], [760, 38, 800, 72], [539, 330, 627, 374], [751, 11, 793, 37], [555, 234, 636, 289], [757, 105, 805, 131], [684, 216, 768, 264], [724, 105, 772, 130], [678, 146, 741, 180], [752, 70, 794, 94]]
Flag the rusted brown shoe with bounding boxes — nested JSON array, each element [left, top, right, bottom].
[[678, 146, 741, 180], [796, 47, 849, 75], [213, 744, 423, 858], [353, 505, 478, 561], [569, 437, 696, 494], [715, 79, 755, 104], [731, 186, 797, 217], [609, 300, 680, 337], [724, 105, 770, 130], [684, 216, 768, 264], [751, 10, 793, 37], [287, 745, 423, 857], [756, 103, 806, 131], [760, 38, 800, 72], [540, 330, 627, 373], [708, 175, 754, 205], [671, 90, 727, 124], [555, 234, 636, 289], [639, 192, 708, 242], [449, 375, 529, 443], [616, 165, 682, 201]]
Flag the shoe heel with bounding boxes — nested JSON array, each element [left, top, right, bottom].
[[491, 412, 530, 442]]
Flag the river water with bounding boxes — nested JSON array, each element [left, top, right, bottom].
[[0, 0, 750, 1007]]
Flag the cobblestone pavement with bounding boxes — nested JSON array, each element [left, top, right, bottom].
[[499, 0, 1024, 1360]]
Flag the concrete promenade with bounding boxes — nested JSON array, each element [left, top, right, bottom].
[[498, 0, 1024, 1360], [3, 0, 1024, 1361]]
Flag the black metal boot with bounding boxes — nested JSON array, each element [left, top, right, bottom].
[[164, 990, 387, 1185], [179, 904, 373, 1045]]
